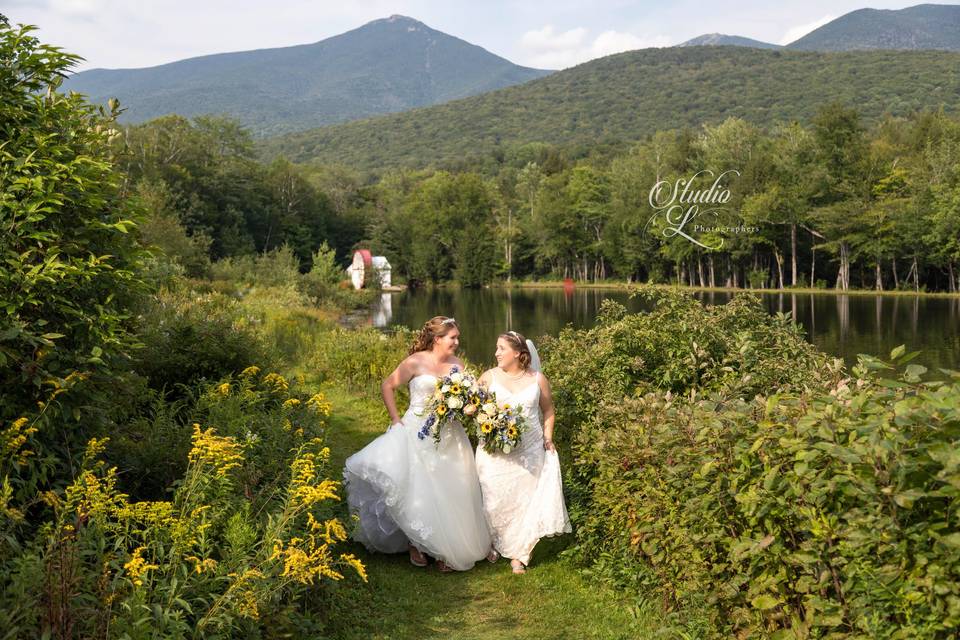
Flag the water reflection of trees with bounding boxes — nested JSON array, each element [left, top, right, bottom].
[[376, 290, 957, 371]]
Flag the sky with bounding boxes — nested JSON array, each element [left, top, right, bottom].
[[2, 0, 949, 72]]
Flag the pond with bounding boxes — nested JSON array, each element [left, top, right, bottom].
[[369, 287, 960, 374]]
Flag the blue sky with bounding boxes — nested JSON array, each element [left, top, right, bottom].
[[3, 0, 949, 71]]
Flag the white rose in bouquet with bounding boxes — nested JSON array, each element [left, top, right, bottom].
[[447, 396, 463, 410]]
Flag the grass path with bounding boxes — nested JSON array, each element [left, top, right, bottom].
[[313, 383, 671, 640]]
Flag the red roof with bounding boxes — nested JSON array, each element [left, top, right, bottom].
[[354, 249, 372, 267]]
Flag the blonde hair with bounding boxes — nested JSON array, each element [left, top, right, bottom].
[[410, 316, 459, 354], [499, 331, 532, 369]]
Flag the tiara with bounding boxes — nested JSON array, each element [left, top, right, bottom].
[[441, 317, 457, 325]]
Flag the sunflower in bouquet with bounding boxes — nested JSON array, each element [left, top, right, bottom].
[[476, 398, 527, 454], [417, 366, 487, 444]]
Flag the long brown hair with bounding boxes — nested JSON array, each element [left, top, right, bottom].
[[409, 316, 459, 354]]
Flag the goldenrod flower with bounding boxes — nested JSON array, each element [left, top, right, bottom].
[[306, 392, 332, 416], [188, 424, 243, 477], [2, 417, 38, 465], [262, 373, 289, 392], [124, 547, 159, 587], [340, 553, 368, 582], [283, 398, 301, 408], [216, 382, 231, 396], [240, 365, 260, 377]]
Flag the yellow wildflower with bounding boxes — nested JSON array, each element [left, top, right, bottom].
[[306, 393, 332, 416], [262, 373, 289, 393], [216, 382, 231, 396], [340, 553, 368, 582], [1, 477, 24, 522], [124, 547, 159, 587], [188, 424, 243, 477], [240, 365, 260, 377], [283, 398, 301, 408], [185, 555, 218, 574], [2, 417, 38, 465]]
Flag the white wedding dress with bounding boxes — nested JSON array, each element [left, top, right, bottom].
[[343, 373, 491, 571], [475, 372, 572, 565]]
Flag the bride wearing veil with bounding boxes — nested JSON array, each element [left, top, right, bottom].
[[475, 330, 572, 573]]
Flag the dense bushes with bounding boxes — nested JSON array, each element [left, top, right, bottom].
[[574, 354, 959, 638], [134, 288, 276, 394], [541, 288, 960, 638], [3, 375, 363, 638], [540, 287, 842, 441]]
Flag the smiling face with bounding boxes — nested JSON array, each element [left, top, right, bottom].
[[495, 337, 519, 370], [432, 327, 460, 358]]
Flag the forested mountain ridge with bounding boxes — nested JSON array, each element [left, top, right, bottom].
[[259, 46, 960, 171], [788, 4, 960, 51], [61, 15, 552, 137]]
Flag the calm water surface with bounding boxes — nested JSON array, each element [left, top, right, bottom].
[[369, 288, 960, 374]]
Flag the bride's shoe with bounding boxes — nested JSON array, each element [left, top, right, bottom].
[[510, 559, 527, 574], [436, 559, 454, 573], [486, 548, 500, 563], [409, 545, 427, 567]]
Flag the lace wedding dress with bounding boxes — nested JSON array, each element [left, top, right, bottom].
[[343, 373, 491, 571], [475, 372, 572, 565]]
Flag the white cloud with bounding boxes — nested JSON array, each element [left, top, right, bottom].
[[520, 25, 588, 52], [779, 14, 835, 46], [520, 24, 668, 69]]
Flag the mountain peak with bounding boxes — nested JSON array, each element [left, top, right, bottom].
[[364, 15, 429, 30], [61, 14, 552, 137], [787, 3, 960, 51], [679, 33, 780, 49]]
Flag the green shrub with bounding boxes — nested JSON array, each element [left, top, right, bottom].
[[540, 287, 841, 445], [576, 352, 960, 638], [134, 288, 276, 393], [311, 327, 413, 391]]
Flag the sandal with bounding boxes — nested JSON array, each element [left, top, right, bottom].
[[486, 549, 500, 563], [510, 559, 527, 574], [409, 545, 427, 568], [436, 559, 454, 573]]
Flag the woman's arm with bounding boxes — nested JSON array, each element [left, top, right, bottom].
[[538, 373, 556, 451], [381, 356, 416, 426]]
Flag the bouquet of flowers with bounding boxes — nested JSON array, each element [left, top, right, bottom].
[[475, 398, 527, 454], [417, 366, 488, 444]]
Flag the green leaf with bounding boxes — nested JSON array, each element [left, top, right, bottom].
[[751, 594, 780, 610], [889, 344, 906, 360]]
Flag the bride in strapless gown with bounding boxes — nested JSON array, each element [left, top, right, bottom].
[[475, 331, 572, 573], [343, 316, 491, 571]]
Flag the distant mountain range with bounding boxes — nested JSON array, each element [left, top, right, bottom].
[[61, 15, 551, 137], [680, 3, 960, 51], [60, 4, 960, 141], [260, 46, 960, 171]]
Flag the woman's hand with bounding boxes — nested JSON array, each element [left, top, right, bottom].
[[387, 421, 403, 432], [544, 439, 556, 451]]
